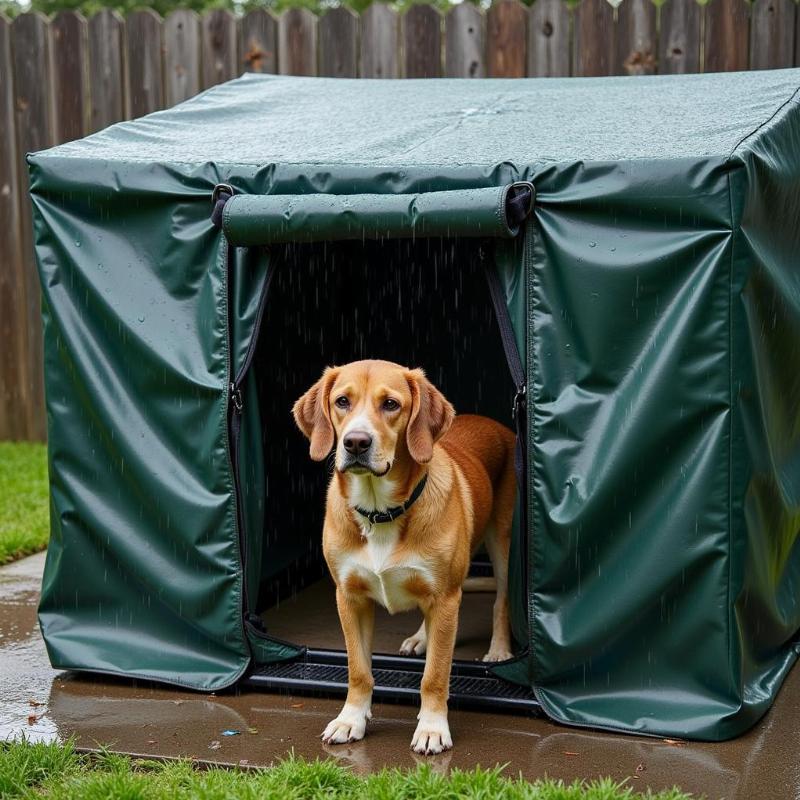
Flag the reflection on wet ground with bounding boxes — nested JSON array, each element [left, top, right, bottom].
[[2, 552, 799, 798]]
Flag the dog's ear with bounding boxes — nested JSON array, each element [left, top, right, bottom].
[[405, 369, 455, 464], [292, 367, 340, 461]]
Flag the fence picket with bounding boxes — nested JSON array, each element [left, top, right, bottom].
[[320, 7, 358, 77], [126, 9, 164, 117], [573, 0, 615, 76], [528, 0, 570, 78], [750, 0, 795, 70], [658, 0, 701, 74], [704, 0, 750, 73], [487, 0, 527, 77], [165, 10, 201, 106], [445, 3, 485, 78], [279, 8, 317, 76], [202, 9, 238, 88], [10, 12, 52, 440], [0, 16, 26, 439], [403, 4, 441, 78], [797, 6, 800, 66], [52, 11, 89, 142], [361, 3, 398, 78], [616, 0, 656, 75], [88, 9, 124, 132], [241, 8, 278, 74]]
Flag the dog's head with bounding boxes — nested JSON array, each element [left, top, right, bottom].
[[292, 360, 455, 474]]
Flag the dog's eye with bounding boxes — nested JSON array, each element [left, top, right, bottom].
[[334, 396, 350, 410], [382, 398, 400, 412]]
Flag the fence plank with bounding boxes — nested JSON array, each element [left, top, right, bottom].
[[445, 3, 485, 78], [750, 0, 795, 70], [52, 11, 89, 142], [658, 0, 700, 74], [164, 10, 201, 106], [616, 0, 656, 75], [573, 0, 615, 76], [319, 7, 358, 77], [487, 0, 527, 77], [279, 8, 317, 75], [201, 9, 238, 89], [403, 4, 441, 78], [126, 9, 164, 117], [704, 0, 750, 72], [240, 8, 278, 74], [11, 12, 53, 440], [361, 3, 398, 78], [797, 6, 800, 66], [88, 9, 124, 132], [528, 0, 570, 77], [0, 16, 26, 439]]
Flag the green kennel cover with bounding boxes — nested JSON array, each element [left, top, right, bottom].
[[29, 71, 800, 740]]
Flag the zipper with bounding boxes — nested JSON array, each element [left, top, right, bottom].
[[481, 241, 530, 614], [481, 232, 540, 710], [227, 248, 275, 621], [225, 243, 251, 620]]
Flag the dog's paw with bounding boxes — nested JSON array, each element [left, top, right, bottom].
[[400, 629, 427, 656], [482, 645, 513, 662], [321, 704, 371, 745], [411, 711, 452, 755]]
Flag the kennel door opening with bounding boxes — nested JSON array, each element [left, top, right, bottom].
[[221, 185, 538, 710]]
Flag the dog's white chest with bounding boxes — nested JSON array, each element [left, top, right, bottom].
[[341, 526, 431, 614]]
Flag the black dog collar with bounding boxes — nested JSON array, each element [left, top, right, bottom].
[[354, 474, 428, 526]]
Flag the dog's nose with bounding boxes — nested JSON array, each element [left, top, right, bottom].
[[343, 430, 372, 455]]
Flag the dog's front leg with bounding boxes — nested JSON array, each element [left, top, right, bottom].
[[411, 589, 461, 755], [322, 587, 375, 744]]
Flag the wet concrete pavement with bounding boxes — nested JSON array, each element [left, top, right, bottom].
[[3, 552, 800, 799]]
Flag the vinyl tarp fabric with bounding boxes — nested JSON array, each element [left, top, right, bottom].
[[29, 70, 800, 737], [221, 186, 528, 244]]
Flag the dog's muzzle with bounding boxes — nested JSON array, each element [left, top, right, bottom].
[[339, 454, 391, 477]]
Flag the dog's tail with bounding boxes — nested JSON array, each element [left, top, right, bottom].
[[462, 576, 496, 593]]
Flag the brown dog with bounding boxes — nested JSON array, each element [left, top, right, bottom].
[[292, 359, 516, 754]]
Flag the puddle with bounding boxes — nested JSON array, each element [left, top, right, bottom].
[[2, 552, 800, 798]]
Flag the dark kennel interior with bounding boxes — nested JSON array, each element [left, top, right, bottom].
[[253, 239, 514, 624], [248, 237, 523, 662]]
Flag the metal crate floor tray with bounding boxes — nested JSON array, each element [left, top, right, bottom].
[[246, 649, 541, 713]]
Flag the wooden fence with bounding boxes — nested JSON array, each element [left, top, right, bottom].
[[1, 0, 798, 440]]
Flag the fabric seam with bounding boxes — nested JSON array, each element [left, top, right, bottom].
[[728, 83, 800, 160], [221, 239, 253, 679], [526, 218, 541, 690], [724, 165, 735, 706]]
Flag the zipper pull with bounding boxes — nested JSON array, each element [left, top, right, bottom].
[[230, 382, 243, 414], [512, 383, 526, 422]]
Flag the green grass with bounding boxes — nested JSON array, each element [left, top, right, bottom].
[[0, 739, 696, 800], [0, 442, 50, 564]]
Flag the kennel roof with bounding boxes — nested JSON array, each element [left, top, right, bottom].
[[37, 69, 800, 170]]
